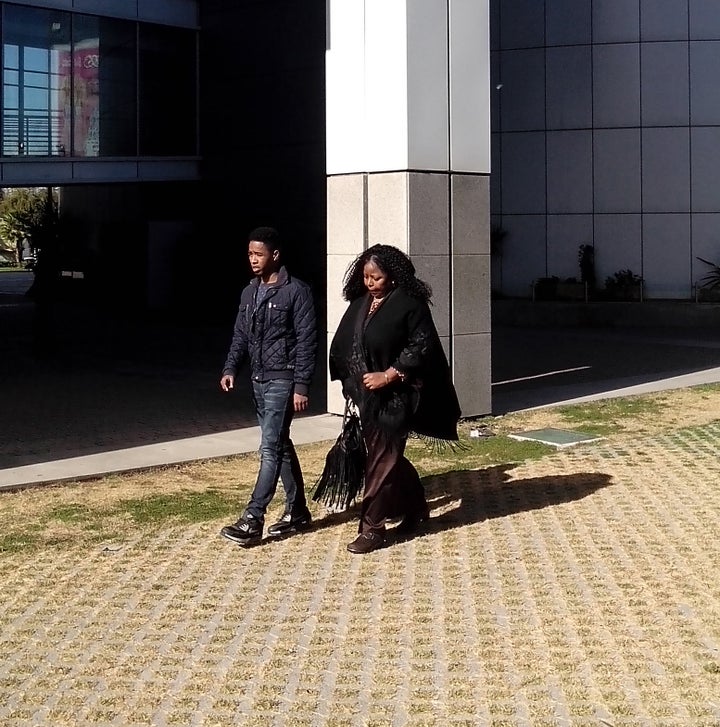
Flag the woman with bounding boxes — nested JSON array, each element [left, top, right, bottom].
[[329, 244, 461, 554]]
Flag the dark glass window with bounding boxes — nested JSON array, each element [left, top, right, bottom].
[[139, 24, 197, 156], [2, 5, 70, 156], [72, 15, 136, 157]]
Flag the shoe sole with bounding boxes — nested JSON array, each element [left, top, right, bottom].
[[220, 531, 262, 547], [266, 521, 311, 538]]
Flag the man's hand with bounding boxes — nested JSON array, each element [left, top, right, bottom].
[[220, 374, 234, 392], [294, 393, 309, 412]]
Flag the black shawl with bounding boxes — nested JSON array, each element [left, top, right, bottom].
[[329, 288, 461, 441]]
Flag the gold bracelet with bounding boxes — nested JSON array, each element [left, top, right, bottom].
[[384, 372, 389, 384]]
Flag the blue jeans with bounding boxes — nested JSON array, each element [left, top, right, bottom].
[[246, 379, 307, 521]]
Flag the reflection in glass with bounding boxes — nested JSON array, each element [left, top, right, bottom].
[[1, 7, 197, 159], [70, 15, 136, 157], [2, 5, 69, 156]]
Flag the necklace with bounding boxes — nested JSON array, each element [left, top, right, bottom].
[[368, 296, 384, 316]]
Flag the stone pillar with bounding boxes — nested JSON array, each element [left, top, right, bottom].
[[326, 0, 491, 417]]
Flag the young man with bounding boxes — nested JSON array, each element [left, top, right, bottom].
[[219, 226, 317, 546]]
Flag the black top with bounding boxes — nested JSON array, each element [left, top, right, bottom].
[[329, 287, 461, 441], [223, 266, 317, 395]]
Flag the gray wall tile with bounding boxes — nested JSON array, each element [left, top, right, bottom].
[[593, 0, 640, 43], [490, 133, 502, 210], [452, 333, 491, 417], [547, 215, 594, 281], [546, 46, 592, 129], [641, 42, 689, 125], [407, 173, 450, 255], [593, 214, 642, 284], [692, 214, 720, 283], [690, 42, 720, 124], [499, 49, 545, 132], [453, 254, 491, 334], [547, 131, 593, 214], [642, 214, 691, 297], [499, 0, 545, 48], [593, 129, 641, 213], [499, 215, 547, 296], [411, 254, 451, 338], [690, 0, 720, 39], [593, 44, 641, 128], [641, 0, 689, 40], [642, 128, 690, 212], [452, 175, 490, 254], [546, 0, 591, 46], [691, 127, 720, 212], [501, 132, 546, 214]]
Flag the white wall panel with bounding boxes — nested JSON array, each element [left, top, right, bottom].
[[407, 0, 449, 171], [326, 0, 367, 174], [449, 0, 490, 173], [364, 0, 409, 171]]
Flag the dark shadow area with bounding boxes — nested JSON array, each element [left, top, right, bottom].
[[419, 465, 613, 534], [0, 274, 328, 468], [491, 324, 720, 414], [305, 465, 613, 539]]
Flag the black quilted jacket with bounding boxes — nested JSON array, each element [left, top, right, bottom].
[[222, 266, 317, 395]]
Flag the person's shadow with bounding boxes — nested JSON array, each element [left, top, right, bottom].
[[307, 464, 614, 540]]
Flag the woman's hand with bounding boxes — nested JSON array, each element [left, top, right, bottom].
[[362, 370, 396, 390]]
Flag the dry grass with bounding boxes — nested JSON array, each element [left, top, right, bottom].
[[2, 385, 720, 725]]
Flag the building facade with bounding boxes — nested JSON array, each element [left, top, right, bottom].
[[491, 0, 720, 300]]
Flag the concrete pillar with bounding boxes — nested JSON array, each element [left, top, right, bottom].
[[326, 0, 491, 417]]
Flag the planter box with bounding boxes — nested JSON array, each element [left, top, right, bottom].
[[604, 283, 643, 302], [695, 284, 720, 303], [556, 281, 588, 301]]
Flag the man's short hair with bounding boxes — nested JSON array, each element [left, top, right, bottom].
[[248, 226, 281, 253]]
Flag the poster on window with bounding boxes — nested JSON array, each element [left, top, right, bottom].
[[57, 38, 99, 157]]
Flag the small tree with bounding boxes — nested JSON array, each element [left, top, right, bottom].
[[0, 188, 57, 265]]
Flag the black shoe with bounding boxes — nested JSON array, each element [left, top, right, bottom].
[[347, 531, 385, 554], [267, 509, 312, 537], [220, 513, 263, 547]]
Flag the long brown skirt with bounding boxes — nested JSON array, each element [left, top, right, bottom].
[[358, 423, 427, 535]]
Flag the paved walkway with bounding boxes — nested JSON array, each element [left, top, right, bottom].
[[4, 277, 720, 725]]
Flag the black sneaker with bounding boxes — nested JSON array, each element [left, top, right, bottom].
[[220, 513, 263, 547], [267, 509, 312, 538]]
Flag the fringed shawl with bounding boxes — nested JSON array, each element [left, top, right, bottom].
[[329, 288, 461, 443]]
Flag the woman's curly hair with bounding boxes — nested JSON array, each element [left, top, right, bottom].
[[342, 244, 432, 302]]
